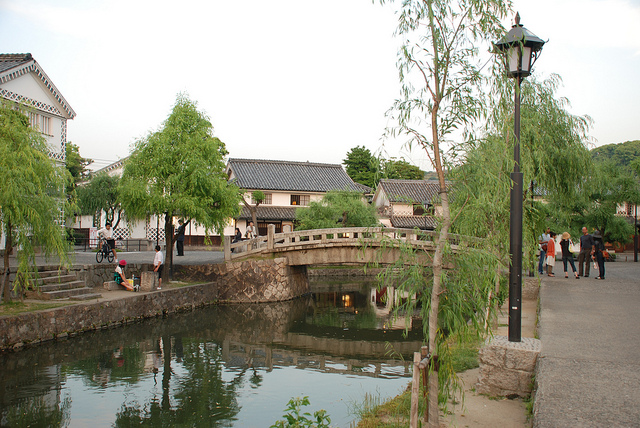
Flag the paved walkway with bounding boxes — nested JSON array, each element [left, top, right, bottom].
[[534, 258, 640, 427], [5, 249, 225, 268]]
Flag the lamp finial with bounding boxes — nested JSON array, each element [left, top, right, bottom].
[[515, 12, 521, 26]]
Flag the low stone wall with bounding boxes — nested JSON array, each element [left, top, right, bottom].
[[1, 259, 311, 351], [0, 282, 220, 350]]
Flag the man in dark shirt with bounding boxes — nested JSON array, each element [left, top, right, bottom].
[[577, 227, 594, 277], [174, 219, 189, 256]]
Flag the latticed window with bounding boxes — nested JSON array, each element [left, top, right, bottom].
[[28, 112, 52, 135], [252, 193, 272, 205], [290, 195, 310, 206]]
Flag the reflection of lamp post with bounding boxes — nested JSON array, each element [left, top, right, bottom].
[[495, 13, 545, 343]]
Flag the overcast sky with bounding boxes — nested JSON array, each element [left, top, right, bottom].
[[2, 0, 639, 172]]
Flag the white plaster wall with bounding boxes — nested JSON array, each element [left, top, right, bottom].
[[393, 203, 413, 216], [1, 74, 51, 106], [2, 74, 65, 158]]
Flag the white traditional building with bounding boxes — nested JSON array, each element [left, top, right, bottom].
[[372, 179, 442, 230], [1, 53, 76, 251], [226, 158, 371, 237], [0, 53, 76, 164]]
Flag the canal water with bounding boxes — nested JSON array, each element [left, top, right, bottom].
[[0, 281, 423, 427]]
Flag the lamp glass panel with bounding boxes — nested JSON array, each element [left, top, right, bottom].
[[508, 48, 520, 73], [521, 46, 532, 72]]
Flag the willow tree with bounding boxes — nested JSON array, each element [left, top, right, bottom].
[[295, 190, 378, 230], [119, 94, 241, 278], [377, 1, 510, 424], [77, 173, 124, 228], [452, 73, 592, 284], [0, 104, 71, 302]]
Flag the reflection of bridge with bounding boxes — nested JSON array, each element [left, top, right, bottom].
[[221, 338, 414, 379], [225, 226, 466, 266]]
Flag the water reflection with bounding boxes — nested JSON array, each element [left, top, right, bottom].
[[0, 281, 422, 427]]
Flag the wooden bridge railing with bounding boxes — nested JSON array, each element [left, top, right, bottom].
[[224, 226, 473, 262]]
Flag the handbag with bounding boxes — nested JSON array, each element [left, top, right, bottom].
[[569, 240, 579, 254]]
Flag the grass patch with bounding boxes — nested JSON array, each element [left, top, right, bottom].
[[353, 336, 483, 427], [0, 300, 74, 316]]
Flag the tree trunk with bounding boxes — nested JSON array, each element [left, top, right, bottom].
[[165, 213, 174, 281], [426, 94, 451, 426], [1, 222, 13, 303]]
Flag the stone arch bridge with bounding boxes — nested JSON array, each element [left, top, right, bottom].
[[185, 227, 472, 304], [225, 226, 467, 266]]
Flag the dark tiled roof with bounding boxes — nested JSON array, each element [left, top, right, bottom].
[[228, 158, 369, 193], [0, 53, 76, 119], [0, 53, 32, 73], [239, 205, 299, 221], [378, 179, 442, 204], [391, 215, 438, 230]]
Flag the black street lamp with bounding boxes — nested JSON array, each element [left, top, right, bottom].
[[494, 13, 545, 342]]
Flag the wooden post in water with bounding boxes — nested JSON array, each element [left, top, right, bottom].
[[420, 346, 430, 423], [410, 351, 421, 428]]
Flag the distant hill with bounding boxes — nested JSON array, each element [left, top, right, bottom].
[[423, 171, 438, 180], [591, 140, 640, 171]]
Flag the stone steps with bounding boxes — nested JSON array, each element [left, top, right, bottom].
[[25, 268, 102, 301]]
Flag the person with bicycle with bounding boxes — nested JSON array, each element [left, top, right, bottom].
[[97, 222, 118, 263]]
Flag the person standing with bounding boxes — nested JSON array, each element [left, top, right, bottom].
[[592, 230, 606, 280], [560, 232, 579, 279], [577, 227, 594, 277], [538, 227, 551, 275], [546, 231, 557, 277], [245, 221, 256, 239], [174, 219, 189, 257], [97, 222, 118, 263], [153, 245, 164, 289]]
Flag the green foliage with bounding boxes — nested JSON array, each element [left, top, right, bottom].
[[0, 103, 72, 301], [373, 233, 501, 404], [453, 73, 594, 269], [77, 173, 122, 227], [295, 190, 378, 230], [119, 93, 241, 237], [591, 140, 640, 173], [344, 146, 379, 188], [548, 159, 637, 244], [270, 396, 331, 428], [377, 0, 510, 422], [381, 158, 423, 181], [252, 190, 265, 205], [343, 146, 424, 188], [65, 142, 91, 194]]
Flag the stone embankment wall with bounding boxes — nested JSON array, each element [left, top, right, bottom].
[[0, 258, 310, 351], [175, 257, 309, 302]]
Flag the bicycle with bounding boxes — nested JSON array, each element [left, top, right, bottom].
[[96, 238, 115, 263]]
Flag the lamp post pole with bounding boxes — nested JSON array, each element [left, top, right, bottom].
[[508, 73, 524, 342], [495, 13, 545, 342]]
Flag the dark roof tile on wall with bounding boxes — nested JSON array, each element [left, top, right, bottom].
[[391, 215, 438, 230], [228, 158, 369, 193], [239, 206, 299, 221], [0, 53, 33, 73], [379, 179, 442, 204]]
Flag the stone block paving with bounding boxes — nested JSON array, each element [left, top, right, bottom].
[[534, 257, 640, 427]]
